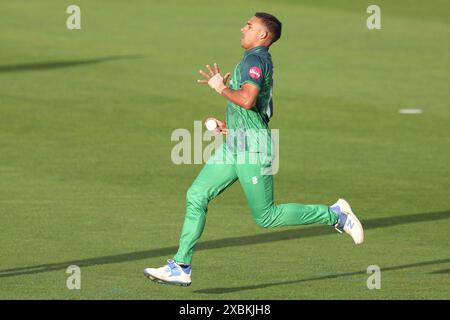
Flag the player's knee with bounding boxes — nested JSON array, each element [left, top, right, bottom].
[[186, 185, 203, 201], [253, 208, 274, 228], [186, 184, 209, 209]]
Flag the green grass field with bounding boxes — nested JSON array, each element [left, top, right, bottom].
[[1, 0, 449, 299]]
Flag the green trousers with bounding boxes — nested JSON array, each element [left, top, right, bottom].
[[173, 144, 338, 265]]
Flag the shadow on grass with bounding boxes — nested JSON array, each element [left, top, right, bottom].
[[194, 258, 450, 294], [0, 55, 145, 73], [429, 269, 450, 274], [0, 210, 449, 278]]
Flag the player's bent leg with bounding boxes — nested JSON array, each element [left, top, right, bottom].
[[236, 160, 338, 228], [236, 152, 363, 244], [246, 170, 364, 244]]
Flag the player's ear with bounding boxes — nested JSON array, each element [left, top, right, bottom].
[[259, 30, 269, 41]]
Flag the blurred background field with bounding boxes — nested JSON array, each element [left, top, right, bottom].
[[0, 0, 449, 299]]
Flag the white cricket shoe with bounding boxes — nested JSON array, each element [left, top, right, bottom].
[[144, 259, 192, 286], [331, 198, 364, 245]]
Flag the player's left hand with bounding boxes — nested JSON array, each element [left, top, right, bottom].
[[197, 63, 230, 94]]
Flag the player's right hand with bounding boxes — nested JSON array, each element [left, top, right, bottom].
[[197, 63, 230, 83]]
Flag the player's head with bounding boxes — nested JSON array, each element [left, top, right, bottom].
[[240, 12, 282, 49]]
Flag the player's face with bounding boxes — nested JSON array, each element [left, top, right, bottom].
[[240, 16, 267, 49]]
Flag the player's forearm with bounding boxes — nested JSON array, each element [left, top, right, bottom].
[[205, 73, 256, 109], [220, 88, 255, 110]]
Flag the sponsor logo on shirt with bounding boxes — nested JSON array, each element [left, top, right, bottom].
[[248, 66, 262, 80]]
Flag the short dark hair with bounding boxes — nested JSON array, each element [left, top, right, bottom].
[[255, 12, 282, 44]]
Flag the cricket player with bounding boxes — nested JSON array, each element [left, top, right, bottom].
[[144, 12, 364, 286]]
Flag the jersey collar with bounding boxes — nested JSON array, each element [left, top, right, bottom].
[[244, 45, 269, 57]]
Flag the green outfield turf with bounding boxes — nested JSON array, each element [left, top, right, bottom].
[[0, 0, 449, 299]]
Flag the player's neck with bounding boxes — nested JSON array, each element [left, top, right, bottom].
[[244, 44, 269, 53]]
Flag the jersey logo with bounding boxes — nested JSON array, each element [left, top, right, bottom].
[[248, 66, 262, 80]]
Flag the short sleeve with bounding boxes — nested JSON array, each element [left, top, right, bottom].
[[239, 54, 264, 89]]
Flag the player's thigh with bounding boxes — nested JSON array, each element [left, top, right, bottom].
[[235, 155, 274, 217], [189, 145, 238, 200]]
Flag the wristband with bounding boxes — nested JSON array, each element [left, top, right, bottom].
[[208, 74, 226, 94]]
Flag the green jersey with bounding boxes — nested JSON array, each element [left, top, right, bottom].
[[226, 45, 274, 131]]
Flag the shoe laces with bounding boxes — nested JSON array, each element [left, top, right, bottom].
[[162, 259, 179, 274], [166, 259, 178, 269]]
